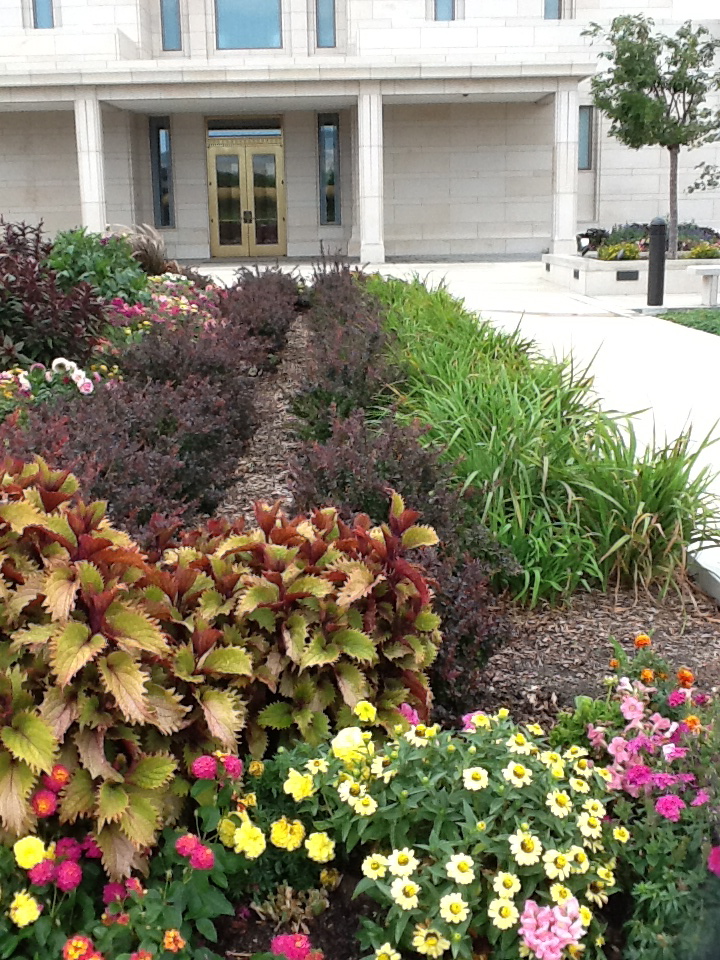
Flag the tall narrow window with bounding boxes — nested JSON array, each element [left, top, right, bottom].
[[578, 106, 594, 170], [434, 0, 454, 21], [316, 0, 336, 48], [215, 0, 282, 49], [544, 0, 562, 19], [318, 114, 340, 225], [32, 0, 54, 28], [150, 118, 175, 229], [160, 0, 182, 50]]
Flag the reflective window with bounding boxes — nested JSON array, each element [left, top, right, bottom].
[[434, 0, 454, 20], [318, 114, 340, 225], [149, 118, 175, 229], [316, 0, 336, 47], [544, 0, 562, 19], [32, 0, 54, 28], [579, 106, 594, 170], [215, 0, 282, 49], [160, 0, 182, 50]]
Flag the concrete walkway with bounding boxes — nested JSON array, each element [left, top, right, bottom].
[[201, 259, 720, 593]]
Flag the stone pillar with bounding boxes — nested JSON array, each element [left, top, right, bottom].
[[74, 92, 107, 232], [551, 83, 579, 255], [355, 87, 385, 263]]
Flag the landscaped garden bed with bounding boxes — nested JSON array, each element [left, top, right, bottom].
[[1, 217, 719, 960]]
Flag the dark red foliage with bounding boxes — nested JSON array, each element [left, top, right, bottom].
[[219, 267, 300, 366], [0, 218, 107, 366]]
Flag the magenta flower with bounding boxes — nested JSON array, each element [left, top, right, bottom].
[[271, 933, 313, 960], [708, 847, 720, 876], [82, 835, 103, 859], [651, 773, 682, 789], [693, 692, 710, 707], [626, 735, 658, 755], [175, 834, 201, 858], [221, 755, 243, 779], [400, 703, 421, 726], [667, 690, 688, 708], [28, 859, 57, 887], [190, 755, 218, 780], [655, 794, 687, 822], [56, 860, 83, 892], [692, 790, 711, 807], [625, 764, 653, 787], [620, 696, 645, 723], [102, 883, 127, 906], [189, 845, 215, 871]]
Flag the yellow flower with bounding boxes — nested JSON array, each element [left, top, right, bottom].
[[564, 745, 588, 760], [233, 822, 266, 859], [577, 812, 602, 839], [579, 905, 592, 927], [596, 767, 612, 783], [390, 877, 420, 910], [305, 758, 329, 774], [613, 826, 630, 844], [495, 708, 510, 720], [387, 848, 419, 876], [248, 760, 265, 777], [597, 866, 615, 885], [362, 853, 388, 879], [582, 799, 606, 818], [351, 794, 379, 816], [550, 883, 572, 904], [506, 732, 532, 755], [542, 850, 572, 881], [354, 700, 377, 723], [375, 944, 401, 960], [476, 820, 487, 832], [468, 711, 492, 730], [488, 898, 519, 930], [502, 762, 533, 788], [320, 867, 341, 890], [405, 725, 431, 747], [573, 758, 593, 777], [439, 893, 469, 924], [338, 779, 366, 803], [8, 891, 41, 928], [568, 845, 591, 874], [586, 881, 608, 906], [509, 830, 543, 866], [492, 872, 521, 896], [283, 768, 315, 803], [546, 790, 573, 818], [412, 927, 450, 957], [463, 766, 489, 791], [569, 777, 590, 794], [446, 854, 475, 885], [270, 817, 305, 851], [370, 756, 396, 783], [13, 837, 47, 870], [218, 817, 237, 847], [549, 763, 565, 780], [242, 792, 257, 807], [540, 751, 564, 768], [526, 723, 544, 736], [305, 832, 335, 863], [331, 727, 372, 765]]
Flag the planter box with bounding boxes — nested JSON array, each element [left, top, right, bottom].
[[541, 253, 720, 298]]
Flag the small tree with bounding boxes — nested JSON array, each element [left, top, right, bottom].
[[585, 16, 720, 258]]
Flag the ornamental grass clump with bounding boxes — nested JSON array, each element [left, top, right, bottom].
[[368, 275, 720, 604]]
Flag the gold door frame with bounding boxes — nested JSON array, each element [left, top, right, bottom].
[[207, 134, 287, 258]]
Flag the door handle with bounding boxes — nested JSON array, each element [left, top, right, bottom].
[[243, 210, 253, 223]]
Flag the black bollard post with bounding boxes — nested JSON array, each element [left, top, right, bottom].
[[647, 216, 667, 307]]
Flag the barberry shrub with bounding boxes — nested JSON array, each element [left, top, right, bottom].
[[220, 267, 300, 366], [0, 218, 107, 366]]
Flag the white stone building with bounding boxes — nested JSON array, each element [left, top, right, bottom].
[[0, 0, 719, 262]]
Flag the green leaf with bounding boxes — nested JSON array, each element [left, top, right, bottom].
[[334, 662, 368, 706], [236, 581, 279, 615], [97, 782, 130, 828], [247, 608, 277, 631], [200, 647, 252, 677], [0, 750, 34, 834], [129, 754, 176, 791], [0, 500, 44, 532], [98, 652, 150, 723], [300, 633, 340, 668], [105, 604, 170, 657], [287, 575, 335, 598], [145, 683, 191, 734], [334, 629, 377, 663], [42, 567, 79, 620], [401, 525, 439, 549], [1, 711, 57, 773], [414, 610, 441, 632], [119, 795, 159, 848], [196, 918, 218, 943], [59, 767, 95, 823], [258, 701, 294, 730], [199, 689, 245, 747], [51, 622, 106, 686]]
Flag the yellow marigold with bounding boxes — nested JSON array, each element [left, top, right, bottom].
[[270, 817, 306, 851], [320, 867, 341, 890], [684, 714, 702, 733], [305, 832, 335, 863], [634, 634, 651, 649], [13, 837, 47, 870], [354, 700, 377, 723], [8, 891, 41, 928], [331, 727, 372, 765], [283, 768, 315, 802], [233, 822, 266, 859], [218, 817, 237, 848], [248, 761, 265, 777], [640, 669, 655, 683]]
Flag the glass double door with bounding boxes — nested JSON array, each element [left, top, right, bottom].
[[207, 138, 286, 258]]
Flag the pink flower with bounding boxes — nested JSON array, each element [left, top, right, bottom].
[[102, 883, 127, 906], [620, 696, 645, 723], [662, 744, 689, 762], [125, 877, 144, 897], [626, 735, 658, 755], [56, 860, 83, 892], [28, 859, 57, 886], [692, 790, 711, 807], [625, 764, 653, 787], [31, 788, 58, 818], [55, 838, 83, 861], [175, 834, 201, 858], [651, 773, 682, 789], [708, 847, 720, 876], [221, 755, 243, 779], [667, 690, 688, 708], [519, 898, 585, 960], [400, 703, 421, 726], [648, 712, 672, 735], [587, 724, 607, 749], [271, 934, 312, 960], [655, 794, 686, 822], [693, 692, 710, 707], [42, 764, 72, 793], [78, 380, 94, 395], [190, 755, 218, 780], [608, 737, 631, 764], [82, 835, 103, 859], [189, 845, 215, 871]]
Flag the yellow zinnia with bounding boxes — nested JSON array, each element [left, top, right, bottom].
[[13, 837, 47, 870], [283, 768, 315, 802], [305, 832, 335, 863], [8, 891, 41, 928]]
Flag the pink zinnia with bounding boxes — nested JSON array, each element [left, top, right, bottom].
[[667, 690, 688, 708], [175, 834, 201, 858], [189, 845, 215, 871], [43, 764, 72, 793], [28, 859, 57, 887], [56, 860, 83, 892], [190, 755, 218, 780], [31, 788, 58, 818], [221, 755, 243, 779], [55, 838, 83, 862], [400, 703, 421, 726], [624, 764, 653, 788], [271, 934, 312, 960], [82, 835, 103, 859], [102, 883, 127, 906], [655, 794, 686, 822], [708, 847, 720, 876], [692, 790, 711, 807]]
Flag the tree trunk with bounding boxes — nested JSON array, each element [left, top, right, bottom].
[[668, 145, 679, 259]]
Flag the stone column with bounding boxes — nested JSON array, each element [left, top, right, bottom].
[[551, 83, 579, 255], [74, 92, 107, 232], [355, 86, 385, 263]]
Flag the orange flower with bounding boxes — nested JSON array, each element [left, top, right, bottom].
[[677, 667, 695, 689], [62, 936, 95, 960], [640, 669, 655, 683], [609, 658, 620, 669], [130, 953, 154, 960], [634, 634, 651, 649], [684, 714, 702, 733], [658, 672, 668, 681], [163, 931, 186, 954]]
